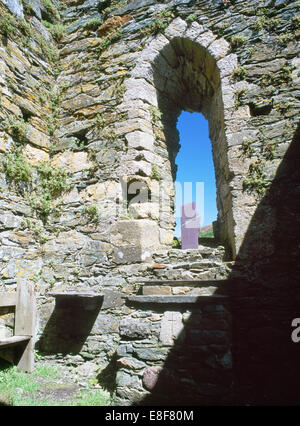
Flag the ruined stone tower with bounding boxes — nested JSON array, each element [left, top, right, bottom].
[[0, 0, 299, 405]]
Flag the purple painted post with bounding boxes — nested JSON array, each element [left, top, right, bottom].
[[181, 202, 200, 249]]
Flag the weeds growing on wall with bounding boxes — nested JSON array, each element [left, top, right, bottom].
[[84, 204, 99, 222], [3, 148, 33, 184], [4, 115, 28, 143], [242, 160, 271, 197], [140, 9, 174, 37], [2, 147, 70, 222]]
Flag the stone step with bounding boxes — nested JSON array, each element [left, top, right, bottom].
[[127, 294, 229, 305], [149, 261, 233, 281], [140, 279, 230, 296], [151, 260, 233, 270], [152, 249, 227, 267]]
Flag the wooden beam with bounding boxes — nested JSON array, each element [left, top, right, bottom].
[[15, 280, 36, 373], [0, 335, 31, 349], [0, 292, 17, 307]]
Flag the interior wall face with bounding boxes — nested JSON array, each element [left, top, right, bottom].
[[0, 0, 299, 405]]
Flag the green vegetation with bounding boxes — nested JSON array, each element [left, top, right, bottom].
[[243, 160, 271, 197], [247, 46, 255, 57], [36, 34, 60, 64], [97, 29, 123, 55], [151, 165, 161, 182], [233, 65, 246, 80], [83, 17, 102, 31], [3, 148, 33, 184], [240, 139, 254, 157], [84, 204, 99, 222], [199, 227, 214, 238], [214, 21, 229, 37], [45, 86, 66, 135], [2, 146, 70, 222], [277, 32, 294, 46], [41, 0, 60, 21], [42, 21, 66, 42], [150, 105, 162, 125], [94, 112, 106, 130], [187, 14, 197, 23], [0, 9, 17, 36], [230, 35, 248, 49], [235, 88, 248, 108], [4, 114, 28, 143], [101, 0, 127, 16], [0, 363, 111, 406], [140, 9, 174, 37], [172, 238, 181, 249], [30, 162, 70, 221], [261, 64, 295, 87], [292, 15, 300, 30], [253, 9, 281, 33], [0, 1, 61, 64]]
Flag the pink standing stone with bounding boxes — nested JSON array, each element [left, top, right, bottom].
[[181, 202, 200, 249]]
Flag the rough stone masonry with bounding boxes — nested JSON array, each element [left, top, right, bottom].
[[0, 0, 299, 405]]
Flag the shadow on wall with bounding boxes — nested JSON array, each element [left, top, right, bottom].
[[38, 296, 103, 355], [139, 121, 300, 406]]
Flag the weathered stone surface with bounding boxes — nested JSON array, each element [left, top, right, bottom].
[[117, 357, 146, 370], [124, 78, 158, 106], [160, 311, 184, 345], [133, 347, 169, 361], [23, 144, 49, 165], [80, 181, 120, 202], [26, 125, 50, 150], [142, 366, 163, 390], [51, 152, 93, 173], [217, 54, 238, 78], [119, 319, 151, 339], [125, 131, 155, 151], [110, 220, 160, 261], [2, 0, 24, 18]]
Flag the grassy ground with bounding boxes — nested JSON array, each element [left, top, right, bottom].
[[198, 227, 214, 238], [0, 360, 112, 406]]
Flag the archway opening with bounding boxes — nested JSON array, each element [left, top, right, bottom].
[[149, 36, 234, 257], [174, 111, 217, 242]]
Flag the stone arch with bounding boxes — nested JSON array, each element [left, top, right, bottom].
[[117, 18, 250, 259]]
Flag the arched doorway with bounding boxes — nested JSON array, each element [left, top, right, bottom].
[[118, 19, 249, 260], [150, 34, 234, 257]]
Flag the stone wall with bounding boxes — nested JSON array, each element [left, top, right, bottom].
[[0, 0, 299, 406], [115, 297, 233, 406]]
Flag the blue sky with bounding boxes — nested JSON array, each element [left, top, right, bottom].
[[174, 111, 217, 236]]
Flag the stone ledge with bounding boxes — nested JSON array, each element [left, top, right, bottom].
[[49, 292, 104, 298], [126, 295, 228, 305], [139, 279, 229, 286]]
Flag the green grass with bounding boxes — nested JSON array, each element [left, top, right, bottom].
[[199, 228, 214, 238], [0, 362, 111, 406]]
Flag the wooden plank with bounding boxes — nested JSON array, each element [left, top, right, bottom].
[[15, 280, 36, 373], [0, 292, 17, 307], [0, 335, 31, 348]]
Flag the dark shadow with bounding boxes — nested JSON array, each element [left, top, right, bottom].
[[97, 351, 118, 395], [132, 121, 300, 405], [129, 297, 234, 406], [38, 296, 103, 355], [228, 119, 300, 405]]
